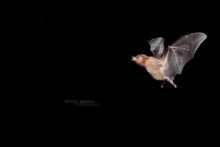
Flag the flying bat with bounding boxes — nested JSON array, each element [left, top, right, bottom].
[[131, 32, 207, 88]]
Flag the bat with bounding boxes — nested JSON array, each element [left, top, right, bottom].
[[131, 32, 207, 88]]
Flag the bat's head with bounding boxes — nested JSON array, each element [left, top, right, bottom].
[[131, 54, 149, 65]]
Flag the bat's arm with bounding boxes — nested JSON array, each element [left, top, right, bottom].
[[168, 46, 190, 51]]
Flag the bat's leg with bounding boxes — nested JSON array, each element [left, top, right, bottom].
[[165, 78, 177, 88], [161, 80, 165, 88]]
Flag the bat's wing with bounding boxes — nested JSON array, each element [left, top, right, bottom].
[[163, 32, 207, 84], [148, 37, 165, 58]]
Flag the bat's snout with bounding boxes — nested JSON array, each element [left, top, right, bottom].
[[131, 56, 136, 61]]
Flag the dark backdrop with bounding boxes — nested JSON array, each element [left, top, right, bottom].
[[2, 1, 219, 117]]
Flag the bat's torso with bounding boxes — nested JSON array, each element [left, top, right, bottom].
[[143, 57, 166, 81]]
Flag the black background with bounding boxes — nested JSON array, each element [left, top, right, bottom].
[[2, 1, 219, 120]]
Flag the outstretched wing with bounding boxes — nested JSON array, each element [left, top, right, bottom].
[[163, 32, 207, 81], [148, 37, 165, 58]]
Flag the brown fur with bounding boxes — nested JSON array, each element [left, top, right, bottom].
[[132, 55, 166, 80]]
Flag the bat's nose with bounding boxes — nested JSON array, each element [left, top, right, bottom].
[[131, 56, 136, 61]]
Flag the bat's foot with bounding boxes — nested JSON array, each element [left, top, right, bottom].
[[161, 80, 165, 88]]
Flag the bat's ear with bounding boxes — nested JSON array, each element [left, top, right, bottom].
[[140, 54, 148, 58]]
